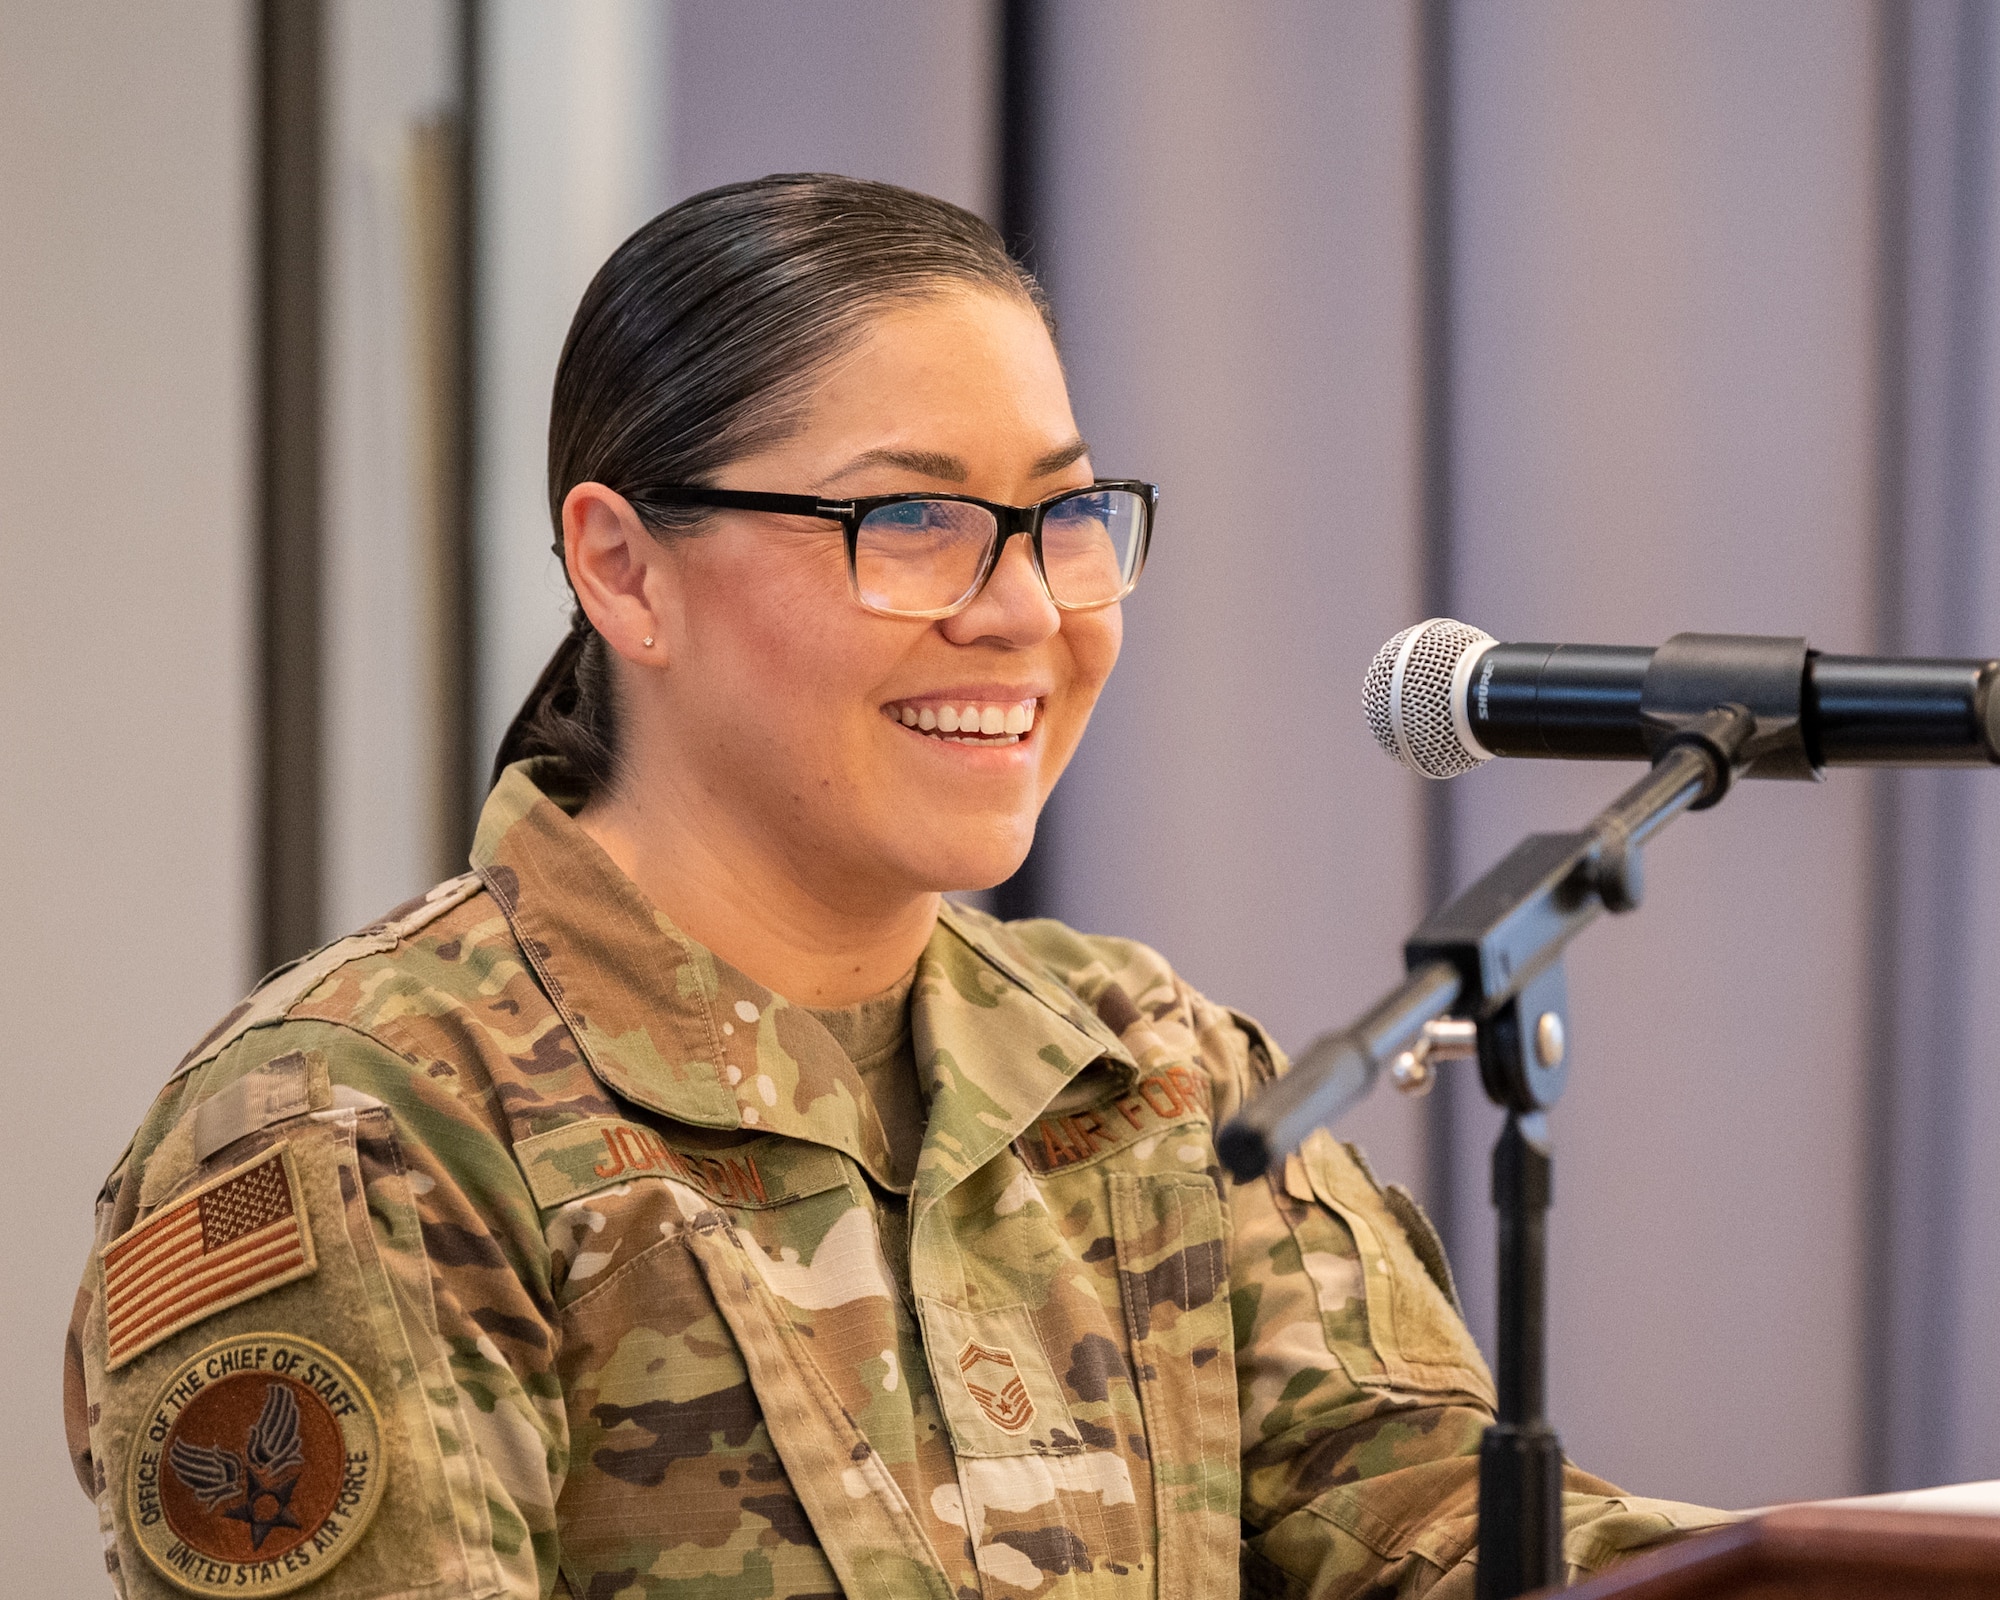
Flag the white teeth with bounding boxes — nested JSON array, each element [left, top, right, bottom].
[[888, 699, 1039, 743]]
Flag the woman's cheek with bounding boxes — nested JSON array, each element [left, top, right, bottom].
[[1064, 605, 1123, 708]]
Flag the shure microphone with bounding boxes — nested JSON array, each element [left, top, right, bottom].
[[1365, 618, 2000, 780]]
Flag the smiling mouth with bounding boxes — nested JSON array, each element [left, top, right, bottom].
[[882, 698, 1039, 746]]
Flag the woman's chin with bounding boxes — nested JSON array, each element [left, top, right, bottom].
[[894, 828, 1037, 899]]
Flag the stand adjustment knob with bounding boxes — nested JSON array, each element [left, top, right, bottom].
[[1533, 1010, 1566, 1068], [1389, 1017, 1478, 1096]]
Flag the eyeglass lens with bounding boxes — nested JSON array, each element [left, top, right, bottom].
[[853, 488, 1145, 616]]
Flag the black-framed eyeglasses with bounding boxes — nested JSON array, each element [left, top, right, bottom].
[[646, 479, 1158, 619]]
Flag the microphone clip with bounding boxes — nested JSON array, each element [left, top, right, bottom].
[[1639, 632, 1818, 783]]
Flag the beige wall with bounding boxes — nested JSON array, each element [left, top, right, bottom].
[[1879, 0, 2000, 1489], [1038, 0, 1432, 1188], [1441, 0, 1881, 1507], [473, 0, 671, 787], [669, 0, 995, 216], [0, 0, 252, 1581], [322, 0, 465, 932]]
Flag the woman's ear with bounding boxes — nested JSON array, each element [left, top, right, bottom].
[[562, 482, 674, 664]]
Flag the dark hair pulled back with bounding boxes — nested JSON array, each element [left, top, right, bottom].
[[491, 172, 1053, 794]]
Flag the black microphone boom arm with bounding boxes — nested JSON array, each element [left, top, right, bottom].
[[1220, 703, 1758, 1600], [1218, 704, 1751, 1185]]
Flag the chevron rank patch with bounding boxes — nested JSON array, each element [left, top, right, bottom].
[[103, 1145, 317, 1370], [127, 1334, 383, 1595], [956, 1340, 1035, 1433]]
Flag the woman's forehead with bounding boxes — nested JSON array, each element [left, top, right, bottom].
[[752, 295, 1085, 490]]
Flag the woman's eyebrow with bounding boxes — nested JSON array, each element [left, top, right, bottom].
[[1032, 437, 1092, 476], [825, 446, 969, 483], [820, 437, 1092, 488]]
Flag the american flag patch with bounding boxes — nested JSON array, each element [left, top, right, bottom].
[[102, 1144, 317, 1370]]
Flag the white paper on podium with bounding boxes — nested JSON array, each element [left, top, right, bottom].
[[1749, 1480, 2000, 1518]]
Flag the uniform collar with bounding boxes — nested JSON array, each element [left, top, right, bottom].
[[911, 902, 1138, 1209], [471, 762, 1135, 1197]]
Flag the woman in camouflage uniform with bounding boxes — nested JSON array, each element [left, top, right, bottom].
[[68, 174, 1724, 1600]]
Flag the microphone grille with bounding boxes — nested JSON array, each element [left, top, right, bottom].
[[1364, 618, 1496, 778]]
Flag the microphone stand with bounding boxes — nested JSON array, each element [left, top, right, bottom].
[[1218, 702, 1758, 1600]]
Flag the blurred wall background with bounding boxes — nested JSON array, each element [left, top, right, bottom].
[[1438, 1, 1884, 1503], [8, 0, 2000, 1585], [0, 3, 253, 1585]]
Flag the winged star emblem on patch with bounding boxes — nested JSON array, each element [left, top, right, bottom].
[[127, 1334, 384, 1598], [957, 1339, 1036, 1433], [169, 1381, 306, 1547]]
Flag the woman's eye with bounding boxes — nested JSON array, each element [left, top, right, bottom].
[[872, 501, 943, 529], [1048, 493, 1112, 526]]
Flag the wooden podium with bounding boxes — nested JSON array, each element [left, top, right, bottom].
[[1549, 1505, 2000, 1597]]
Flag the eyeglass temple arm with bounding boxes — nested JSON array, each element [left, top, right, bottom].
[[649, 486, 854, 519]]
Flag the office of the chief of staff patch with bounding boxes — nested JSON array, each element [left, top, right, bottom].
[[126, 1333, 384, 1597]]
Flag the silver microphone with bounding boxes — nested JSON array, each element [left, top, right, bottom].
[[1363, 618, 1498, 779]]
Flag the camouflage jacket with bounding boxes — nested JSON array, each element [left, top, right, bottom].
[[67, 762, 1725, 1600]]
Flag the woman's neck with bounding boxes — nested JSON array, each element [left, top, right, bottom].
[[574, 776, 941, 1010]]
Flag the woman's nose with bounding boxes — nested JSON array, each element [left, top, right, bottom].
[[941, 530, 1060, 647]]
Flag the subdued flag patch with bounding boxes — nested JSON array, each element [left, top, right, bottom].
[[102, 1145, 317, 1370]]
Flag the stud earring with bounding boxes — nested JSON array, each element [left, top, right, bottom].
[[641, 636, 654, 648]]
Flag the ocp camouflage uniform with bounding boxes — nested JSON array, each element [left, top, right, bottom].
[[67, 761, 1727, 1599]]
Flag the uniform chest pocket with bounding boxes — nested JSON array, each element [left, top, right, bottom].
[[556, 1186, 912, 1600], [1288, 1130, 1495, 1405], [1109, 1171, 1239, 1599]]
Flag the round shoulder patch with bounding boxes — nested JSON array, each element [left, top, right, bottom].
[[126, 1334, 385, 1596]]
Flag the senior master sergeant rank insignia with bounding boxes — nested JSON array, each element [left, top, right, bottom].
[[127, 1333, 384, 1596]]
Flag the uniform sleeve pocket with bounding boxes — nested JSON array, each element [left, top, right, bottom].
[[84, 1112, 500, 1599], [1287, 1131, 1495, 1406]]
